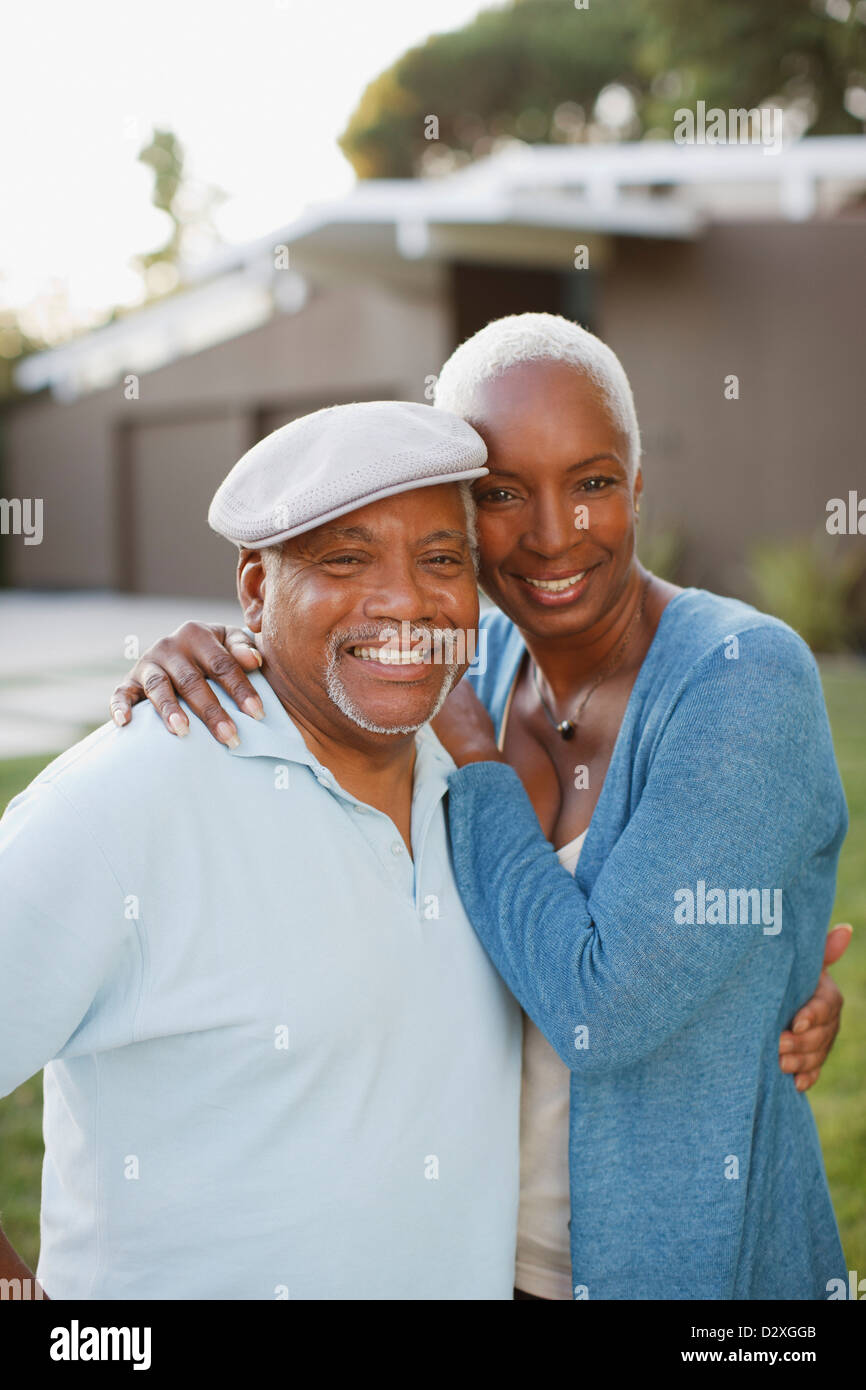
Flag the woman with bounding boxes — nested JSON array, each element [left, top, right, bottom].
[[110, 314, 851, 1299]]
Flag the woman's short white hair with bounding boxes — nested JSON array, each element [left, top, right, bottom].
[[434, 312, 641, 472]]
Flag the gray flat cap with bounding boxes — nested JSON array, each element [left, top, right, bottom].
[[208, 400, 488, 546]]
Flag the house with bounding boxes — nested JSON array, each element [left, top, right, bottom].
[[3, 136, 865, 599]]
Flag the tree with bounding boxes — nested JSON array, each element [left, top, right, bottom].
[[644, 0, 866, 138], [338, 0, 866, 179], [134, 128, 227, 298]]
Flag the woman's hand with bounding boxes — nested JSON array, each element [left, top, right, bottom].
[[431, 679, 506, 768], [779, 923, 852, 1091], [109, 623, 264, 746]]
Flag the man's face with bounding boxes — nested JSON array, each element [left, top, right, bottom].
[[242, 484, 479, 738]]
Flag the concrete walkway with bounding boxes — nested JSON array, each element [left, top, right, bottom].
[[0, 591, 235, 758]]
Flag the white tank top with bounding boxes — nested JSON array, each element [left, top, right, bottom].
[[514, 829, 586, 1300]]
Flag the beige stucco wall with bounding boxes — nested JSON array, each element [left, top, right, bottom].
[[2, 278, 450, 596], [598, 220, 866, 593]]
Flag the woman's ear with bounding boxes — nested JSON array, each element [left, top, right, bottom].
[[237, 549, 266, 632], [633, 466, 644, 514]]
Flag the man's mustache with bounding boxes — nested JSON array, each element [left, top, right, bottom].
[[328, 622, 449, 658]]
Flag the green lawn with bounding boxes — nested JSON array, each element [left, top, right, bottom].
[[1, 667, 865, 1278]]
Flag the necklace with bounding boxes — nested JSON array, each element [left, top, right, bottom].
[[531, 573, 652, 741]]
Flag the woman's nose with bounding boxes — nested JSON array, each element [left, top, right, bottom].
[[521, 494, 586, 558]]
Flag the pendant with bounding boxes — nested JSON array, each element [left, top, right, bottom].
[[557, 721, 575, 741]]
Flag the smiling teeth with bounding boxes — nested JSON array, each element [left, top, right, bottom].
[[524, 571, 586, 592], [350, 646, 423, 664]]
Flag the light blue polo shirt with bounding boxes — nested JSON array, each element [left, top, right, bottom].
[[0, 671, 522, 1299]]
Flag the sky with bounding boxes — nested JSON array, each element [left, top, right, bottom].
[[1, 0, 490, 334]]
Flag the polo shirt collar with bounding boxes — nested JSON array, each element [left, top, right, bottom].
[[223, 668, 455, 813]]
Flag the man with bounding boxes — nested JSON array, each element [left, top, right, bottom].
[[0, 401, 523, 1299]]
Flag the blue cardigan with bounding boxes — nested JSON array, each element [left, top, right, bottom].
[[448, 588, 848, 1299]]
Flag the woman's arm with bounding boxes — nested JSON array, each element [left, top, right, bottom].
[[446, 631, 848, 1076]]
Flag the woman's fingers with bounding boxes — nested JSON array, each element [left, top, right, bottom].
[[109, 681, 144, 728], [151, 658, 243, 745], [165, 622, 264, 725], [225, 627, 263, 671], [109, 622, 265, 743]]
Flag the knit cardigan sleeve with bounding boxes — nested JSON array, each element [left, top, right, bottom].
[[446, 626, 846, 1075]]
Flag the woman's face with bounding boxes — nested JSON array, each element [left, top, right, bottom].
[[468, 358, 643, 640]]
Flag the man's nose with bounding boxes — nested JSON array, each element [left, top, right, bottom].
[[361, 556, 436, 623]]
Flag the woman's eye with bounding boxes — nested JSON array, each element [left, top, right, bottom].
[[425, 553, 462, 566], [579, 477, 614, 492], [478, 488, 517, 503]]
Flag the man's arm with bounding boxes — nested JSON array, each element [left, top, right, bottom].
[[0, 777, 133, 1096], [0, 775, 135, 1300]]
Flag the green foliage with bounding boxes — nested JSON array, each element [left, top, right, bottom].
[[814, 660, 866, 1271], [645, 0, 866, 136], [137, 128, 186, 268], [339, 0, 866, 178], [637, 526, 688, 585], [134, 128, 227, 299], [0, 313, 48, 402], [747, 535, 865, 653], [340, 0, 650, 177]]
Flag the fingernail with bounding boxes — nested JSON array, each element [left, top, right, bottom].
[[169, 712, 189, 737], [249, 647, 263, 666], [112, 710, 127, 727], [795, 1076, 808, 1091], [793, 1017, 810, 1033], [242, 696, 264, 719], [217, 721, 239, 747], [780, 1056, 796, 1072], [778, 1038, 793, 1053]]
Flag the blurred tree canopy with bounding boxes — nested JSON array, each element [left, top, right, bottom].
[[339, 0, 866, 178], [0, 311, 47, 400], [134, 128, 226, 298]]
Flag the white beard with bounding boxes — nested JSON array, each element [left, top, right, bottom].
[[323, 625, 459, 735]]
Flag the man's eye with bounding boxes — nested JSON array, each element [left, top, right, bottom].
[[425, 553, 462, 566], [324, 554, 364, 566]]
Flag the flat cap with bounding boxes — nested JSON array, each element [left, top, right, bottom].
[[208, 400, 488, 546]]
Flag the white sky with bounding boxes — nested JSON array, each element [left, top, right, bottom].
[[0, 0, 489, 329]]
